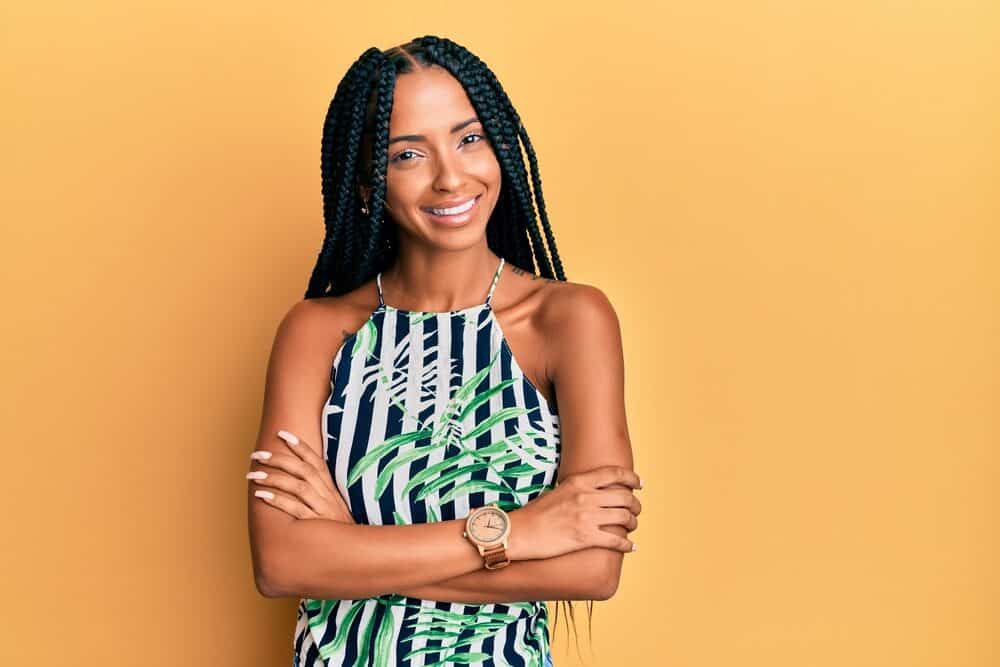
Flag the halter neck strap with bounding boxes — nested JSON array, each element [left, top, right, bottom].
[[484, 256, 505, 307], [375, 255, 506, 310]]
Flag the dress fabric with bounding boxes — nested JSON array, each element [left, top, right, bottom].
[[292, 256, 562, 666]]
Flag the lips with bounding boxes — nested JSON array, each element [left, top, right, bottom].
[[421, 195, 481, 215]]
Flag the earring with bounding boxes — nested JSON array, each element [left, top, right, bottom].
[[360, 200, 370, 216]]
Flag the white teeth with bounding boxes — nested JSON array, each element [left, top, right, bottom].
[[428, 197, 476, 216]]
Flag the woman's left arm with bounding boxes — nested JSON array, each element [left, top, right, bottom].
[[399, 283, 638, 603]]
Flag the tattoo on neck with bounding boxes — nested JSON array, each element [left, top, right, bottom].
[[510, 265, 559, 283]]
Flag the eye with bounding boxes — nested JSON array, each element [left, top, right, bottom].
[[461, 132, 485, 145], [390, 149, 418, 164]]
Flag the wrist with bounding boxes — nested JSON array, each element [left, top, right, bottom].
[[505, 508, 531, 561]]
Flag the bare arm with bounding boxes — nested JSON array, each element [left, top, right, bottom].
[[266, 515, 514, 599], [249, 300, 507, 598], [395, 548, 612, 603]]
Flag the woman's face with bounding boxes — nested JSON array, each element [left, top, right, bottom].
[[373, 65, 502, 251]]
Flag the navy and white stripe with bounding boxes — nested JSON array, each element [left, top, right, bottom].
[[293, 256, 561, 666]]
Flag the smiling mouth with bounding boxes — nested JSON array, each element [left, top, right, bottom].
[[422, 195, 481, 217]]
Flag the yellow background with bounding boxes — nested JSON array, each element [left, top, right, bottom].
[[2, 1, 996, 665]]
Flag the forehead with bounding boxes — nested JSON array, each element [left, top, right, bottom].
[[389, 66, 478, 132]]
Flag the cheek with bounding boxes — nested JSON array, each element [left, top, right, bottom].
[[485, 153, 503, 182], [471, 154, 503, 191], [384, 171, 422, 209]]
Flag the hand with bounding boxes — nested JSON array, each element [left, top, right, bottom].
[[247, 429, 355, 523], [508, 465, 641, 561]]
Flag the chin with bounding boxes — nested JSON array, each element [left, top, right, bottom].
[[426, 222, 490, 249]]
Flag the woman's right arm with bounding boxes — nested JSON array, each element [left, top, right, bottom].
[[248, 299, 503, 598]]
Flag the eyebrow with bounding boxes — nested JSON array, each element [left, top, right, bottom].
[[387, 117, 481, 146]]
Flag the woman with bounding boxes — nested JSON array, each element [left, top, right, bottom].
[[246, 35, 641, 667]]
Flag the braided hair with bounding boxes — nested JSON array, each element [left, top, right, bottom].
[[304, 35, 567, 299]]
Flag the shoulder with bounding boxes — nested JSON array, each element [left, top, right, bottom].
[[537, 279, 621, 340], [276, 280, 380, 346], [504, 263, 618, 327], [531, 278, 622, 379], [500, 264, 621, 375]]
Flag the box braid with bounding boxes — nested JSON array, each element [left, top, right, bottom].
[[304, 35, 567, 299]]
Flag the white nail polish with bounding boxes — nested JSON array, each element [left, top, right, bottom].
[[246, 471, 267, 480], [277, 430, 299, 446], [632, 544, 638, 552], [255, 490, 275, 500], [250, 451, 272, 461]]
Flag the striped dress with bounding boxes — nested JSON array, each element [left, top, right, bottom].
[[293, 256, 561, 667]]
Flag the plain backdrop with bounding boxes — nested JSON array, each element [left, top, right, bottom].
[[1, 1, 997, 665]]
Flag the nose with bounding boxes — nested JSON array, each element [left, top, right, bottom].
[[431, 150, 467, 193]]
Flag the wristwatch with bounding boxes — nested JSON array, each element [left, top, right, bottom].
[[463, 503, 512, 570]]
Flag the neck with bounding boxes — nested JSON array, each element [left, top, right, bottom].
[[382, 243, 500, 312]]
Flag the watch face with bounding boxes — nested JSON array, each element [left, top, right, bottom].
[[468, 508, 508, 543]]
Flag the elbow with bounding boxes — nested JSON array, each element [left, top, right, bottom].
[[590, 551, 625, 601], [255, 571, 285, 598], [252, 548, 292, 599], [595, 572, 620, 601]]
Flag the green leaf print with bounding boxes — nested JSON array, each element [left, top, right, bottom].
[[316, 600, 364, 659], [497, 463, 540, 478], [401, 458, 485, 498], [455, 378, 518, 421], [406, 310, 436, 326], [400, 604, 525, 665], [342, 311, 557, 523], [347, 429, 433, 487], [413, 463, 493, 501], [305, 598, 337, 628], [352, 605, 377, 667], [460, 406, 534, 441], [373, 444, 442, 498], [372, 605, 396, 667], [437, 479, 511, 504], [351, 319, 379, 362]]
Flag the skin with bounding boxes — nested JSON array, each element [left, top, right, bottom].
[[246, 63, 640, 603]]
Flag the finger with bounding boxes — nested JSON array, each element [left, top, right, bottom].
[[598, 489, 642, 516], [248, 469, 331, 516], [592, 526, 637, 553], [587, 465, 641, 491], [253, 452, 354, 522], [276, 430, 333, 483], [597, 507, 638, 532], [253, 489, 319, 520], [252, 452, 336, 500]]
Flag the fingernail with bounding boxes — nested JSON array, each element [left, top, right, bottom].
[[638, 476, 643, 489], [255, 490, 274, 500], [631, 544, 638, 552], [250, 450, 272, 461], [277, 430, 299, 446], [246, 471, 267, 480]]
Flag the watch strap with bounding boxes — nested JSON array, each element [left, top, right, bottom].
[[482, 543, 510, 569]]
